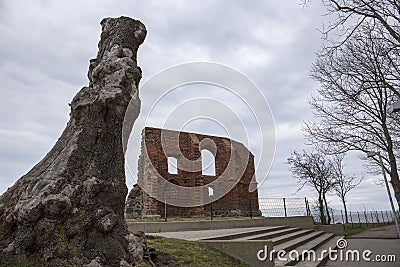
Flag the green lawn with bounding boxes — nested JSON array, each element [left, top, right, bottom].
[[0, 236, 248, 267], [343, 222, 391, 236], [137, 235, 249, 267]]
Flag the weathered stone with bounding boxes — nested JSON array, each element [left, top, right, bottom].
[[0, 16, 146, 266], [125, 184, 143, 219], [126, 232, 146, 262]]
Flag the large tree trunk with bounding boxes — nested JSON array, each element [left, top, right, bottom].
[[392, 178, 400, 211], [318, 193, 326, 225], [323, 193, 331, 225], [342, 198, 349, 224], [389, 169, 400, 211], [382, 118, 400, 210], [0, 16, 146, 266]]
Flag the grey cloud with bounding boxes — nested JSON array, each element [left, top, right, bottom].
[[0, 0, 389, 211]]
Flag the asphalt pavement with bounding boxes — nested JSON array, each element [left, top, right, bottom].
[[324, 225, 400, 267]]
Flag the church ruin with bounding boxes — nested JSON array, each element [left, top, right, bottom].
[[125, 127, 261, 218]]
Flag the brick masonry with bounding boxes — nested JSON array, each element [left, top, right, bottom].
[[127, 127, 261, 218]]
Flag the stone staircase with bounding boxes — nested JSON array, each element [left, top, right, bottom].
[[131, 217, 344, 267], [199, 225, 344, 267]]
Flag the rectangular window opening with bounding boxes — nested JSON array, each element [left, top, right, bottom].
[[168, 156, 178, 174]]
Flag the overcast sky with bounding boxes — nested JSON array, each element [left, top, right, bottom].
[[0, 0, 394, 212]]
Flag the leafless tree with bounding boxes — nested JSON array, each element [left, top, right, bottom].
[[302, 0, 400, 97], [321, 0, 400, 46], [305, 23, 400, 208], [287, 150, 336, 224], [300, 0, 400, 48], [331, 154, 362, 223]]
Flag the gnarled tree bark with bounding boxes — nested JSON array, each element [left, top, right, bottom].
[[0, 16, 146, 266]]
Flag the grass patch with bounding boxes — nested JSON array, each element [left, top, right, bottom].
[[344, 222, 392, 236], [1, 237, 248, 267], [138, 235, 249, 267]]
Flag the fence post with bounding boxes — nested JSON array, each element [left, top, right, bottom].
[[364, 211, 369, 227], [390, 210, 395, 223], [164, 193, 167, 222], [306, 199, 312, 217], [283, 198, 287, 217], [381, 211, 385, 224], [340, 210, 345, 224], [305, 197, 309, 216], [340, 210, 345, 231], [210, 200, 213, 221], [357, 211, 361, 228], [305, 198, 315, 223], [350, 212, 354, 229], [249, 198, 253, 219]]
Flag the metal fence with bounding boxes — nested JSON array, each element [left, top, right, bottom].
[[151, 195, 399, 227], [158, 197, 311, 220], [311, 208, 400, 225], [258, 198, 310, 217]]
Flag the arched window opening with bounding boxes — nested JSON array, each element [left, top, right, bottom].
[[167, 156, 178, 174], [201, 149, 215, 176]]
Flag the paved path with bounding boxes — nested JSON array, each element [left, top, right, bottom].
[[148, 224, 400, 266], [349, 224, 399, 239], [147, 226, 273, 240], [324, 225, 400, 267]]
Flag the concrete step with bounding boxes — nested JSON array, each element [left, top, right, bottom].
[[234, 227, 302, 241], [274, 232, 334, 266], [294, 235, 345, 267], [203, 225, 289, 241], [275, 231, 325, 253], [268, 229, 315, 244]]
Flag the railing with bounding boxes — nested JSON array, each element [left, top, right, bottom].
[[312, 208, 400, 225], [258, 197, 310, 217], [154, 197, 311, 220], [146, 195, 399, 228], [204, 197, 311, 218]]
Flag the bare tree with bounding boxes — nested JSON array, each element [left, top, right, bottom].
[[302, 0, 400, 97], [305, 24, 400, 208], [287, 150, 336, 224], [321, 0, 400, 46], [299, 0, 400, 48], [332, 154, 362, 223]]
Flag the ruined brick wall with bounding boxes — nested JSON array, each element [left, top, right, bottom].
[[134, 127, 260, 218]]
